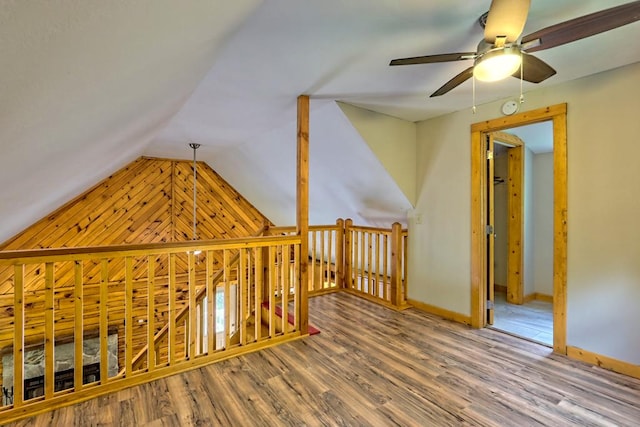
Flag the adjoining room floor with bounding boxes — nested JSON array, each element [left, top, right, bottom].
[[492, 291, 553, 346]]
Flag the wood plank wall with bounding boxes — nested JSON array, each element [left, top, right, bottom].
[[0, 157, 271, 382]]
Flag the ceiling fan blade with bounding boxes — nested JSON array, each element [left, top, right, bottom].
[[390, 52, 475, 66], [512, 53, 556, 83], [430, 67, 474, 97], [522, 1, 640, 53], [484, 0, 531, 43]]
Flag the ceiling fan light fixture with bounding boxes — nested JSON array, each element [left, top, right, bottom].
[[473, 46, 521, 82]]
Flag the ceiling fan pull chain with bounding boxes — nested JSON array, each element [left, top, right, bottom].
[[472, 75, 477, 114], [519, 51, 525, 104]]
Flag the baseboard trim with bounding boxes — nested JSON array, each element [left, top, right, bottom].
[[494, 284, 507, 293], [567, 346, 640, 380], [407, 298, 471, 325], [523, 292, 553, 304]]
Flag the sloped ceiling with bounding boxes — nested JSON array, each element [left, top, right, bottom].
[[1, 1, 639, 243], [0, 1, 261, 243]]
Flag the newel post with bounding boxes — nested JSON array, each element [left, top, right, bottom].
[[390, 222, 403, 307], [296, 94, 309, 334], [344, 218, 353, 290], [335, 218, 344, 289]]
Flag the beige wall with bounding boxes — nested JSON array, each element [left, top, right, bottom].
[[411, 61, 640, 365], [494, 152, 508, 288], [339, 102, 417, 205], [524, 147, 535, 297], [533, 153, 554, 296]]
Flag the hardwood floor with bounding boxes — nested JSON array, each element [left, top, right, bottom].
[[6, 292, 640, 426], [492, 292, 553, 346]]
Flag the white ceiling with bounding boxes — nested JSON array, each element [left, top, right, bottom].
[[1, 1, 639, 243]]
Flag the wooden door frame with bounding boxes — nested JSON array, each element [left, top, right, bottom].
[[470, 104, 567, 354]]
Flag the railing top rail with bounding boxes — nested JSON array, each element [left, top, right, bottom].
[[348, 225, 407, 234], [0, 234, 301, 264], [267, 224, 340, 233], [309, 224, 340, 232]]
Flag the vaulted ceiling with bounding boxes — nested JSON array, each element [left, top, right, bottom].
[[1, 1, 638, 243]]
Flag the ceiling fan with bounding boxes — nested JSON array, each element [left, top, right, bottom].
[[390, 0, 640, 97]]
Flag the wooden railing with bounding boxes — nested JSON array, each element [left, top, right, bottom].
[[344, 221, 409, 308], [267, 222, 343, 297], [0, 235, 303, 424], [268, 219, 408, 308]]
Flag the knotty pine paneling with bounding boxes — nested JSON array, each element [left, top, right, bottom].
[[0, 157, 272, 384]]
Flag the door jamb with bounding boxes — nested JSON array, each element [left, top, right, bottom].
[[492, 132, 525, 305], [470, 104, 567, 354]]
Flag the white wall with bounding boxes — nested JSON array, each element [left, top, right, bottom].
[[412, 61, 640, 365], [532, 153, 554, 296]]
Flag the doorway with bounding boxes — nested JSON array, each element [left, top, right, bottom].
[[470, 103, 567, 355], [488, 127, 554, 346]]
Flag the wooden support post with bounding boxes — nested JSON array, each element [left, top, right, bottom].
[[335, 218, 344, 288], [297, 94, 309, 335], [390, 222, 403, 307], [344, 218, 353, 289]]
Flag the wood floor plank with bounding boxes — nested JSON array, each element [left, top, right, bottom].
[[6, 292, 640, 426]]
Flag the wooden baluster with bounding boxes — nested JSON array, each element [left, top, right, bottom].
[[125, 257, 133, 375], [44, 262, 55, 399], [373, 233, 379, 298], [344, 219, 352, 289], [390, 223, 403, 307], [239, 248, 247, 345], [74, 261, 84, 389], [383, 234, 389, 301], [188, 251, 197, 359], [326, 229, 333, 289], [367, 232, 373, 296], [261, 245, 269, 313], [352, 229, 357, 290], [206, 251, 215, 354], [293, 244, 300, 332], [360, 231, 365, 292], [403, 232, 408, 303], [100, 259, 109, 383], [269, 246, 276, 337], [13, 265, 24, 407], [148, 255, 156, 372], [168, 253, 177, 365], [254, 247, 263, 341], [224, 250, 231, 350], [246, 249, 253, 342], [196, 301, 202, 355], [282, 245, 289, 335], [335, 219, 344, 289], [319, 230, 325, 290], [310, 230, 316, 291]]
